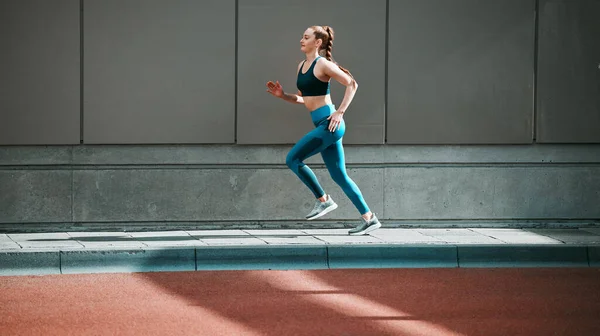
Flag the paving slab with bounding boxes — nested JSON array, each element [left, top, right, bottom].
[[310, 235, 385, 245], [0, 250, 61, 276], [195, 246, 328, 270], [199, 238, 268, 245], [369, 229, 447, 244], [186, 229, 250, 236], [187, 229, 266, 245], [470, 228, 563, 244], [581, 228, 600, 235], [67, 232, 146, 248], [242, 229, 326, 245], [416, 229, 504, 244], [243, 229, 307, 236], [0, 234, 13, 243], [8, 233, 85, 249], [525, 229, 600, 244], [328, 245, 458, 269], [0, 243, 21, 250], [0, 235, 21, 250], [299, 228, 385, 244], [129, 231, 207, 247], [256, 236, 326, 245], [458, 245, 590, 268], [61, 248, 196, 274], [301, 229, 351, 236], [128, 231, 192, 237]]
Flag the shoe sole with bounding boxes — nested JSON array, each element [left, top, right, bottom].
[[348, 222, 382, 236], [306, 203, 338, 220]]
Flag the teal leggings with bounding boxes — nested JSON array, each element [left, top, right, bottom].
[[286, 104, 370, 215]]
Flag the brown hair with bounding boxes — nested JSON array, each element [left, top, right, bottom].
[[311, 25, 354, 80]]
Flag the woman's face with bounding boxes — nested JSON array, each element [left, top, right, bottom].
[[300, 28, 321, 53]]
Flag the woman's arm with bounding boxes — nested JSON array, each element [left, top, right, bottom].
[[281, 90, 305, 104], [322, 60, 358, 114], [266, 81, 304, 104], [322, 59, 358, 132], [266, 61, 306, 104]]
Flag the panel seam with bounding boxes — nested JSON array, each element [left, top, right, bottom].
[[80, 0, 84, 144], [234, 0, 239, 143], [384, 0, 389, 144], [532, 0, 539, 142]]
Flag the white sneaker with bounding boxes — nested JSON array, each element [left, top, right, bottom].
[[305, 195, 338, 220], [348, 213, 381, 235]]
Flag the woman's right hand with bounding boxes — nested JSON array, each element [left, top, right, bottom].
[[266, 80, 284, 98]]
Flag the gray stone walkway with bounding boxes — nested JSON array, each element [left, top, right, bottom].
[[1, 228, 599, 276]]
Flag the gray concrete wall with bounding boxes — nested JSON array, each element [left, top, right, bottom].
[[1, 145, 599, 232], [1, 0, 599, 232], [1, 0, 598, 146]]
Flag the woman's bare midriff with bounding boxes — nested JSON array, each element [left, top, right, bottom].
[[303, 94, 334, 112]]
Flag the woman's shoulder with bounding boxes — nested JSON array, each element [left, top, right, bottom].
[[316, 56, 334, 65], [315, 56, 335, 71]]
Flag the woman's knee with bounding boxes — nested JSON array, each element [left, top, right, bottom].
[[330, 170, 350, 187], [286, 153, 300, 171]]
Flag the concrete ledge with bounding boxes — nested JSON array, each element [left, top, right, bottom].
[[1, 244, 598, 276], [3, 144, 600, 166], [60, 248, 196, 274], [0, 250, 60, 276], [327, 245, 458, 269], [195, 246, 328, 271], [588, 246, 600, 267], [0, 146, 71, 166], [457, 245, 590, 268]]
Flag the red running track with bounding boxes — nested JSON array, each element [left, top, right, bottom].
[[1, 268, 599, 336]]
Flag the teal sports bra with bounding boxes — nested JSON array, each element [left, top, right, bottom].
[[296, 56, 330, 97]]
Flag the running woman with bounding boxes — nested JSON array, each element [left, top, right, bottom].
[[266, 25, 381, 236]]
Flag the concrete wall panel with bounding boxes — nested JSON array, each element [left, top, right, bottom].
[[0, 0, 80, 145], [83, 0, 235, 144], [387, 0, 535, 144]]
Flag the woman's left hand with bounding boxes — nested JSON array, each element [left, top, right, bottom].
[[327, 111, 344, 132]]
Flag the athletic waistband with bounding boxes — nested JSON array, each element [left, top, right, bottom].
[[310, 104, 335, 126]]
